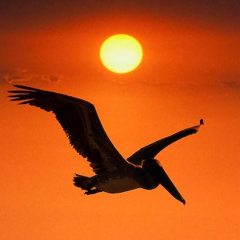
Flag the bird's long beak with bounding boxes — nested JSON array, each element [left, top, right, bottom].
[[158, 166, 186, 205]]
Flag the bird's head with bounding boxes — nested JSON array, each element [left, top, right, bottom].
[[142, 158, 161, 168], [142, 158, 162, 177]]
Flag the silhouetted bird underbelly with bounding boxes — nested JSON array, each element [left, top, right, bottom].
[[96, 176, 140, 193]]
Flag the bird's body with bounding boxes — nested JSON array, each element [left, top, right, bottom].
[[9, 85, 203, 205], [96, 174, 141, 193], [91, 160, 162, 193]]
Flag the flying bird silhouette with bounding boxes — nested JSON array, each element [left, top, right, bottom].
[[9, 85, 203, 204]]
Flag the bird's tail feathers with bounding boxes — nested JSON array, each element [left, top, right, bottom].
[[73, 174, 92, 190]]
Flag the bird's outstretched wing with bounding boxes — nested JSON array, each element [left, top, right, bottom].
[[127, 120, 204, 165], [9, 85, 128, 174]]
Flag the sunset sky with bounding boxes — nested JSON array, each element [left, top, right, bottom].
[[0, 1, 240, 240]]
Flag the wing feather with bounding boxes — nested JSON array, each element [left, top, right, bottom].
[[127, 120, 203, 165], [9, 85, 127, 174]]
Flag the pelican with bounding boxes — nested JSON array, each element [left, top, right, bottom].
[[9, 85, 203, 204]]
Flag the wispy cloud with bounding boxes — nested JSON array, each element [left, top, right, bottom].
[[0, 68, 61, 84], [113, 75, 240, 91], [219, 79, 240, 89]]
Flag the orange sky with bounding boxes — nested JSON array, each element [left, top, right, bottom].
[[0, 1, 240, 240]]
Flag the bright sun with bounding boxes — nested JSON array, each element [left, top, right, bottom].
[[100, 34, 143, 74]]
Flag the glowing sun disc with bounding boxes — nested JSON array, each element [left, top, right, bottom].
[[100, 34, 143, 74]]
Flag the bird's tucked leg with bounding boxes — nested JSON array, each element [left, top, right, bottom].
[[84, 188, 102, 195]]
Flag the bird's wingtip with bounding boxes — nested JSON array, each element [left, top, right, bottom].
[[200, 119, 204, 125], [12, 84, 39, 91]]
